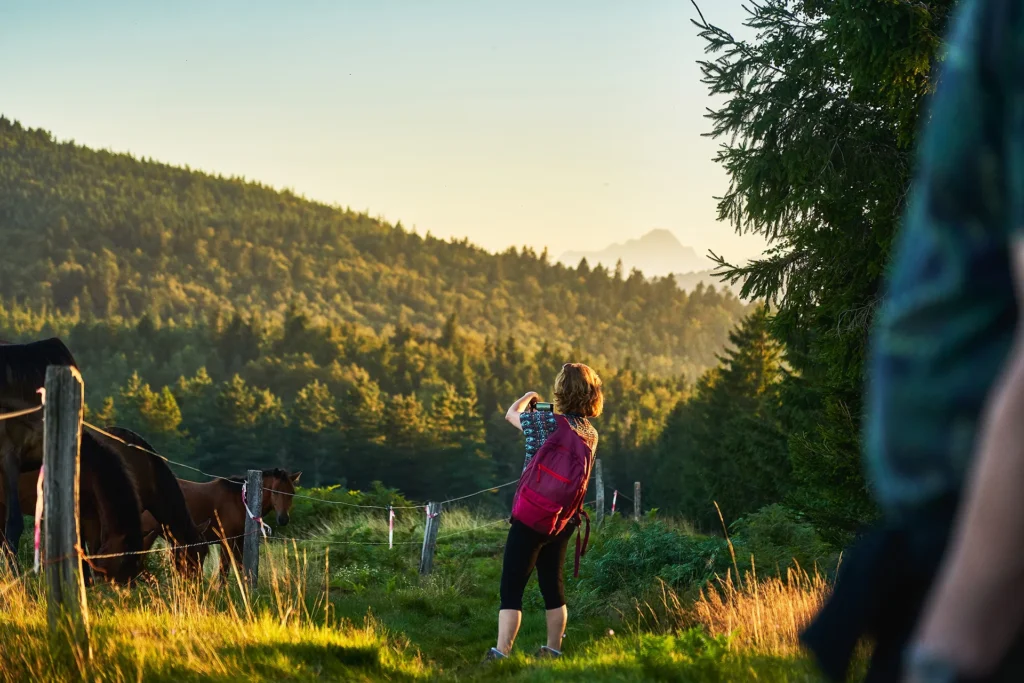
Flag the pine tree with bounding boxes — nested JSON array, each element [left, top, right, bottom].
[[695, 0, 956, 539], [439, 312, 460, 350], [148, 386, 183, 435], [93, 396, 117, 425], [653, 309, 787, 528], [340, 376, 385, 446], [293, 380, 339, 485], [428, 383, 460, 449]]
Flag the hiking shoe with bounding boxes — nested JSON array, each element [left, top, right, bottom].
[[535, 646, 562, 659], [483, 647, 507, 663]]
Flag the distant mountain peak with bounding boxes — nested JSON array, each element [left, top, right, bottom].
[[558, 229, 710, 277], [643, 228, 681, 244]]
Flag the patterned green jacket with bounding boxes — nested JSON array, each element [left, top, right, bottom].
[[866, 0, 1024, 522]]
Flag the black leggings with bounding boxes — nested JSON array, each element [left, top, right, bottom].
[[499, 520, 575, 611]]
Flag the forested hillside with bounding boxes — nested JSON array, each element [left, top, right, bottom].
[[0, 117, 747, 379], [0, 117, 751, 505]]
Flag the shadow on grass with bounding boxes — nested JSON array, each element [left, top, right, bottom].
[[164, 641, 421, 682]]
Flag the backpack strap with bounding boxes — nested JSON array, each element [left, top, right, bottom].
[[573, 509, 591, 578]]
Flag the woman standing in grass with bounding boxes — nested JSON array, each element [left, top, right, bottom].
[[485, 363, 602, 662]]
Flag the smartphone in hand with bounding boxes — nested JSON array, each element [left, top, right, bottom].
[[534, 402, 554, 412]]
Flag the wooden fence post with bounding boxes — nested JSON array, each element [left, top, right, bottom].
[[43, 365, 89, 650], [634, 481, 641, 520], [419, 502, 440, 576], [242, 469, 263, 590], [595, 459, 604, 526]]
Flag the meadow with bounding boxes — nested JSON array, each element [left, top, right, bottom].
[[0, 490, 848, 682]]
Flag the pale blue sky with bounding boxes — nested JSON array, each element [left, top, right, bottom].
[[0, 1, 764, 265]]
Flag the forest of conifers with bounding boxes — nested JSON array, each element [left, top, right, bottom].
[[0, 116, 772, 520]]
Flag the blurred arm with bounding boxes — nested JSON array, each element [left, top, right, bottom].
[[909, 240, 1024, 678]]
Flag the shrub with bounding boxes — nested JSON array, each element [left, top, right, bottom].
[[578, 505, 837, 609], [579, 520, 735, 599], [288, 481, 413, 535], [729, 504, 836, 575]]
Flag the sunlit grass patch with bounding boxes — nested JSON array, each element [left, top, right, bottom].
[[457, 629, 825, 682], [690, 564, 830, 656], [0, 608, 425, 683], [0, 507, 840, 681], [625, 562, 831, 658], [0, 540, 425, 683]]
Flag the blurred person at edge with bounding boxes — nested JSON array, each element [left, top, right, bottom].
[[801, 1, 1024, 682]]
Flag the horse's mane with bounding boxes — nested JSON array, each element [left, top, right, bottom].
[[80, 431, 144, 581], [102, 426, 205, 546], [103, 426, 152, 451], [0, 338, 78, 408]]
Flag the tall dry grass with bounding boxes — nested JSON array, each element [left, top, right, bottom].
[[632, 562, 832, 657], [692, 562, 831, 655], [689, 500, 832, 655], [0, 539, 424, 682], [627, 502, 835, 656]]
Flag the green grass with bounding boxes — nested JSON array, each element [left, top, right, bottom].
[[0, 571, 425, 682], [0, 507, 832, 681], [456, 632, 824, 682]]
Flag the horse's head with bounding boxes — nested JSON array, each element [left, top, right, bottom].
[[264, 470, 301, 526], [90, 533, 144, 584]]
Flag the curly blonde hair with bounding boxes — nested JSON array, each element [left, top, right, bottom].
[[553, 363, 603, 417]]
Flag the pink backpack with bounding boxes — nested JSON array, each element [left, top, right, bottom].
[[511, 414, 593, 576]]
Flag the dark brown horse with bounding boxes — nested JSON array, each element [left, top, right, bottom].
[[0, 430, 146, 583], [95, 426, 211, 574], [0, 338, 78, 557], [142, 469, 300, 573]]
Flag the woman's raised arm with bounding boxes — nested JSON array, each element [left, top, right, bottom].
[[505, 391, 540, 431]]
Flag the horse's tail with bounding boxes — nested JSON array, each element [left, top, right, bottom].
[[102, 426, 201, 543], [153, 456, 204, 544], [80, 432, 144, 582], [102, 426, 206, 573]]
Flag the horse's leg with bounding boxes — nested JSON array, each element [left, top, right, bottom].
[[219, 539, 232, 576], [232, 537, 245, 575], [80, 512, 101, 586], [0, 441, 23, 570], [221, 536, 244, 577], [0, 496, 7, 566]]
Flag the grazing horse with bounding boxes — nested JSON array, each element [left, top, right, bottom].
[[142, 469, 301, 573], [0, 430, 147, 583], [0, 338, 78, 557], [77, 432, 147, 582], [94, 426, 211, 575]]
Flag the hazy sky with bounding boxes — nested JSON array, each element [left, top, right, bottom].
[[1, 1, 766, 266]]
